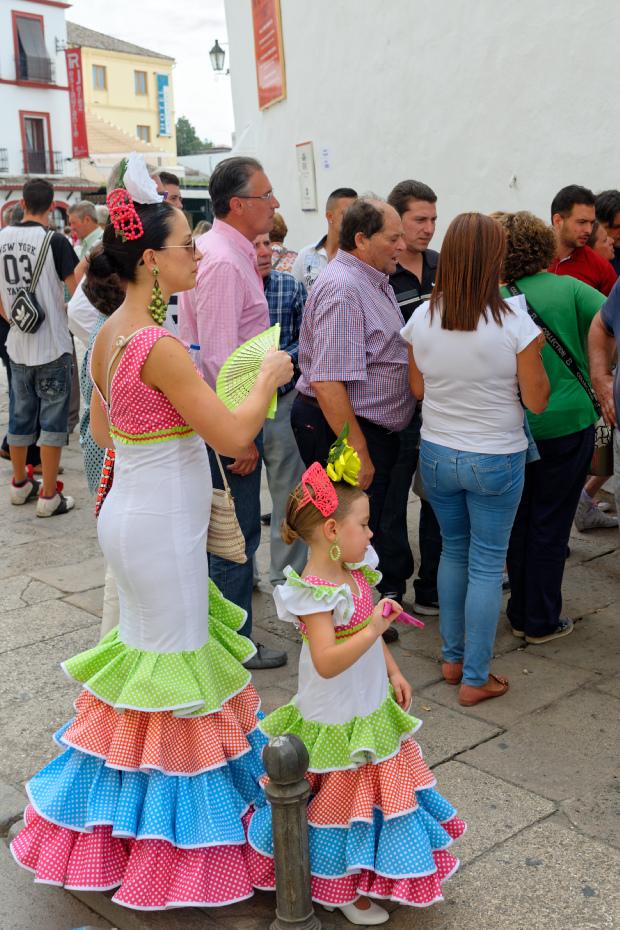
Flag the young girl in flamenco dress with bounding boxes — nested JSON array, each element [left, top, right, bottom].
[[10, 154, 293, 910], [246, 435, 466, 925]]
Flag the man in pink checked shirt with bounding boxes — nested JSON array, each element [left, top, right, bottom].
[[178, 156, 287, 670]]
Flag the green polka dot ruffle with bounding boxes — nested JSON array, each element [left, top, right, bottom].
[[63, 580, 253, 716], [260, 692, 421, 772]]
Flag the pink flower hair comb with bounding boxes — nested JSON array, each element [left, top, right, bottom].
[[297, 462, 339, 517]]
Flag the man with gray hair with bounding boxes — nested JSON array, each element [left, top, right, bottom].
[[178, 156, 286, 669], [292, 197, 415, 640], [68, 201, 102, 259]]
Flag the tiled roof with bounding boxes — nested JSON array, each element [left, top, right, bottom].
[[85, 111, 165, 155], [0, 176, 99, 191], [66, 22, 174, 61]]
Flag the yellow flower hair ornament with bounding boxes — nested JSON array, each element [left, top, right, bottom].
[[325, 424, 361, 486]]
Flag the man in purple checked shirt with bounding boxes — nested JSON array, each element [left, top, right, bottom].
[[178, 156, 286, 669], [291, 197, 416, 643]]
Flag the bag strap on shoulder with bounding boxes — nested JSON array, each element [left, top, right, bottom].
[[28, 230, 54, 295], [506, 283, 601, 417]]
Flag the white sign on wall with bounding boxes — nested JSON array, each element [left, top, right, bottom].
[[295, 141, 318, 211]]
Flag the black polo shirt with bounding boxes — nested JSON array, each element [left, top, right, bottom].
[[389, 248, 439, 323]]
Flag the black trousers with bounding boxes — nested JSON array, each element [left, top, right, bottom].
[[506, 425, 594, 637], [291, 395, 399, 572], [378, 409, 441, 601]]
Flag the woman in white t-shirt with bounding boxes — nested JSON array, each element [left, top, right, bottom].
[[401, 213, 549, 707]]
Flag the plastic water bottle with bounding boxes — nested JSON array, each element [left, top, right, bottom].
[[188, 343, 201, 367]]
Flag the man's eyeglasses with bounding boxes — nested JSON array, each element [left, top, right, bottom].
[[158, 241, 198, 258], [237, 190, 277, 203]]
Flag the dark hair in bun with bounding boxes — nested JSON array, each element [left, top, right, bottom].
[[83, 244, 125, 316], [92, 200, 177, 284]]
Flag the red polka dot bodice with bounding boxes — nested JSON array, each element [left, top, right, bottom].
[[109, 327, 194, 445]]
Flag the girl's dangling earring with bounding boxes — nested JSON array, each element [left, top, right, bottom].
[[149, 267, 167, 325], [329, 541, 342, 562]]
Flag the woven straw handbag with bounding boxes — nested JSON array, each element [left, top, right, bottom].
[[207, 451, 247, 564]]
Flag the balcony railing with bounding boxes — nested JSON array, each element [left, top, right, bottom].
[[17, 54, 54, 84], [22, 150, 65, 175], [0, 149, 8, 173]]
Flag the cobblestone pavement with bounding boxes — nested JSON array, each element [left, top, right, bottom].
[[1, 372, 619, 930]]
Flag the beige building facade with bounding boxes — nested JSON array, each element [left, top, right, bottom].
[[67, 22, 177, 184]]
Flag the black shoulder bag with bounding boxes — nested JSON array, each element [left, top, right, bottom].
[[10, 230, 54, 334], [506, 283, 601, 417]]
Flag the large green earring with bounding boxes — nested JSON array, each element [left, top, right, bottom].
[[329, 541, 341, 562], [149, 268, 167, 325]]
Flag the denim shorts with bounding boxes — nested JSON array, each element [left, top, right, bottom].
[[8, 353, 73, 447]]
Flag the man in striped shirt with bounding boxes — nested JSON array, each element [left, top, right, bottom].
[[292, 198, 416, 637], [254, 232, 307, 585]]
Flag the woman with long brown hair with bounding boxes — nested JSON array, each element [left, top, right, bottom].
[[401, 213, 549, 707]]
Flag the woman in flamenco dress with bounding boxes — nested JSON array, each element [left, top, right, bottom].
[[10, 155, 293, 910]]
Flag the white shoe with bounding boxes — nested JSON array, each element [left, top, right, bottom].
[[36, 488, 75, 517], [325, 900, 390, 925], [574, 500, 618, 531], [10, 475, 41, 505]]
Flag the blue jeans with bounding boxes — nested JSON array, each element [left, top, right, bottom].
[[419, 440, 526, 686], [207, 433, 263, 639], [8, 353, 73, 447]]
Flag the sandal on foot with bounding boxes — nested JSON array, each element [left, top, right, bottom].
[[442, 661, 463, 684], [324, 900, 390, 925], [458, 673, 509, 706]]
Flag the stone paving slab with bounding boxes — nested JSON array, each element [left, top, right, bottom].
[[0, 572, 64, 612], [1, 841, 116, 930], [393, 604, 523, 663], [561, 551, 618, 619], [525, 603, 620, 674], [563, 777, 620, 850], [408, 696, 500, 768], [0, 781, 26, 834], [0, 688, 80, 787], [66, 585, 105, 618], [421, 648, 595, 727], [458, 688, 620, 801], [0, 597, 98, 653], [0, 535, 104, 581], [431, 760, 556, 864], [30, 555, 105, 593], [592, 672, 620, 698], [0, 626, 97, 709], [386, 819, 620, 930]]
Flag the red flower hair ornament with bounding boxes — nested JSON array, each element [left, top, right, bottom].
[[105, 152, 163, 242], [297, 462, 339, 517], [296, 425, 361, 518]]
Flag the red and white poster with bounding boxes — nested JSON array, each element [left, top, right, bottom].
[[65, 48, 89, 159], [251, 0, 286, 110]]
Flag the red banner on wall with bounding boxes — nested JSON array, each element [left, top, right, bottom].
[[252, 0, 286, 110], [65, 48, 89, 158]]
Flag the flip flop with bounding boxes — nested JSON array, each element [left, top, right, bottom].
[[458, 673, 509, 706], [442, 661, 463, 685]]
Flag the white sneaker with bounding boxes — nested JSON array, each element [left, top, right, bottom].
[[324, 900, 390, 925], [574, 500, 618, 531], [36, 487, 75, 517], [10, 475, 41, 505]]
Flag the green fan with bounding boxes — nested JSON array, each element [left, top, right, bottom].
[[216, 324, 281, 419]]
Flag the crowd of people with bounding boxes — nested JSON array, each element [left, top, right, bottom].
[[1, 155, 620, 925]]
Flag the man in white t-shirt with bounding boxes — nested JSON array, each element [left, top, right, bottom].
[[0, 179, 78, 516]]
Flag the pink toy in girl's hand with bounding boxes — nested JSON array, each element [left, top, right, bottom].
[[382, 601, 425, 628]]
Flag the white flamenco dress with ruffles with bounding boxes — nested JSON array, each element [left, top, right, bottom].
[[246, 547, 466, 908], [11, 326, 269, 910]]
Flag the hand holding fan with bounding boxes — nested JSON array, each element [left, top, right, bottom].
[[216, 324, 281, 419]]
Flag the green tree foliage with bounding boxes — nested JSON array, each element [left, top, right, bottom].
[[176, 116, 214, 155]]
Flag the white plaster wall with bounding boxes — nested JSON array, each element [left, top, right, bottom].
[[0, 0, 71, 175], [224, 0, 620, 251]]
